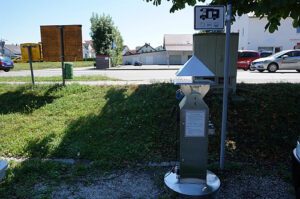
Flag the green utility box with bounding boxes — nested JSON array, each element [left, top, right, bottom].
[[64, 62, 73, 79], [193, 33, 239, 92]]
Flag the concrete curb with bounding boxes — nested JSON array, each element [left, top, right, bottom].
[[105, 68, 180, 71], [0, 80, 172, 86], [0, 156, 178, 167]]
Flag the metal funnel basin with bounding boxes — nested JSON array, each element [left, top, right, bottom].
[[176, 55, 215, 77]]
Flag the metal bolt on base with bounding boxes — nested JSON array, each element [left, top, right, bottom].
[[164, 170, 220, 198]]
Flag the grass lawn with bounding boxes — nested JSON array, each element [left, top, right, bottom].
[[0, 84, 177, 164], [13, 61, 94, 71], [0, 75, 117, 82], [0, 83, 299, 198]]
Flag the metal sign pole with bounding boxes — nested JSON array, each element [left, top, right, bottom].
[[220, 1, 232, 170], [27, 46, 35, 85], [60, 26, 65, 86]]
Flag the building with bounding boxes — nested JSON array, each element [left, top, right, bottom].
[[2, 44, 21, 58], [164, 34, 193, 65], [82, 40, 95, 59], [122, 34, 193, 65], [155, 46, 164, 51], [136, 43, 156, 53], [122, 45, 130, 56], [232, 14, 300, 53]]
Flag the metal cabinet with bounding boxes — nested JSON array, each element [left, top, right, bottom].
[[193, 33, 239, 91]]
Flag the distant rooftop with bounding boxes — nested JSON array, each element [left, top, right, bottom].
[[4, 44, 21, 55]]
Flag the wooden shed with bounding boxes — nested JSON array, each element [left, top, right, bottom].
[[40, 25, 83, 62]]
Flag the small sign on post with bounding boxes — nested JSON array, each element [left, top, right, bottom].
[[194, 6, 225, 30]]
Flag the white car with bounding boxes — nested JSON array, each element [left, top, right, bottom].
[[250, 50, 300, 72]]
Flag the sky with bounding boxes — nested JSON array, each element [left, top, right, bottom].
[[1, 0, 207, 49]]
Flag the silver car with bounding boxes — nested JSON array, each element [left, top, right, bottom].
[[250, 49, 300, 72]]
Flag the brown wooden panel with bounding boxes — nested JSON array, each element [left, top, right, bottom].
[[40, 25, 83, 62]]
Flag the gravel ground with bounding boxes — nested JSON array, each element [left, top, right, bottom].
[[218, 174, 294, 199], [33, 167, 295, 199], [51, 172, 160, 199]]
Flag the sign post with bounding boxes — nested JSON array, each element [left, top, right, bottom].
[[27, 46, 35, 85], [23, 45, 35, 86], [59, 26, 65, 86], [195, 4, 232, 170], [220, 2, 232, 170]]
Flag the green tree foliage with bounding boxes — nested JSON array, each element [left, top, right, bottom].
[[145, 0, 300, 33], [90, 13, 124, 66], [90, 13, 114, 55], [111, 27, 124, 67]]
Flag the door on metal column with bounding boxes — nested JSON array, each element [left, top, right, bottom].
[[169, 55, 182, 65]]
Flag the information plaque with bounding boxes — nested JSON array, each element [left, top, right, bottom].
[[185, 110, 205, 137]]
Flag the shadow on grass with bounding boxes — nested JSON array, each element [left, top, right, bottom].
[[50, 84, 179, 169], [207, 83, 300, 164], [0, 84, 61, 114], [17, 84, 178, 163]]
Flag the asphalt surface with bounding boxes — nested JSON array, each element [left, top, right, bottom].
[[1, 65, 300, 84]]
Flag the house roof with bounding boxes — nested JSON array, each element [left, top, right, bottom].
[[136, 43, 156, 53], [124, 50, 137, 55], [4, 44, 21, 55], [164, 34, 193, 51]]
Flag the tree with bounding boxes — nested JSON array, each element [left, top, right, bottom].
[[90, 13, 114, 55], [145, 0, 300, 33], [111, 27, 124, 67], [90, 13, 124, 66]]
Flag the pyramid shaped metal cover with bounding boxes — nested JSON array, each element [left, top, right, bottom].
[[176, 55, 215, 77]]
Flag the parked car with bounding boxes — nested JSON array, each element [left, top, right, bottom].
[[134, 61, 142, 66], [292, 138, 300, 198], [237, 50, 260, 70], [259, 51, 273, 58], [250, 50, 300, 72], [0, 56, 14, 72]]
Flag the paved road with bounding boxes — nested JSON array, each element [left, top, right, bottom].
[[1, 66, 300, 83], [237, 70, 300, 83]]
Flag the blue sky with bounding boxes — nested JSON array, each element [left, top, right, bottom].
[[1, 0, 207, 49]]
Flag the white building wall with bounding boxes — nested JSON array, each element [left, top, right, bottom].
[[232, 14, 300, 52], [83, 47, 88, 58], [123, 50, 192, 65], [231, 15, 249, 50], [123, 51, 168, 65], [248, 17, 300, 52], [82, 45, 95, 58], [88, 46, 96, 58], [168, 51, 193, 64]]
